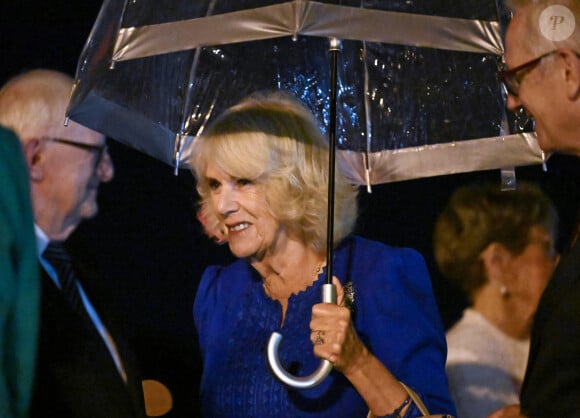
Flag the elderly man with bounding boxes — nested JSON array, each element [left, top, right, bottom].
[[490, 1, 580, 417], [0, 69, 146, 418]]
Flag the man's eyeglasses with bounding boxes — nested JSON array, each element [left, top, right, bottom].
[[497, 50, 558, 97], [44, 137, 108, 167]]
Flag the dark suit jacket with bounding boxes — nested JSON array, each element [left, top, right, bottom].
[[29, 269, 146, 418], [520, 240, 580, 417]]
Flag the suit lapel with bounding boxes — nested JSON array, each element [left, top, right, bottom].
[[35, 267, 145, 417]]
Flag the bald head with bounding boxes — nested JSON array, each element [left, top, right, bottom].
[[0, 69, 75, 143], [503, 1, 580, 156], [0, 69, 113, 240], [506, 0, 580, 56]]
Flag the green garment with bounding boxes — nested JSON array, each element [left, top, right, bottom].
[[0, 126, 40, 418]]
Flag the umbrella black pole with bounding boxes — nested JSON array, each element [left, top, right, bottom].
[[325, 37, 340, 285], [266, 38, 341, 389]]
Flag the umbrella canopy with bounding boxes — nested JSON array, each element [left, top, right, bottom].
[[67, 0, 543, 188]]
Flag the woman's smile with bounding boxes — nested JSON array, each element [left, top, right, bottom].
[[228, 222, 250, 233]]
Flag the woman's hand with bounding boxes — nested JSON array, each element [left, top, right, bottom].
[[310, 277, 369, 374], [310, 279, 417, 416]]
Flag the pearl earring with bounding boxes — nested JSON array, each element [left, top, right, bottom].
[[500, 285, 509, 298]]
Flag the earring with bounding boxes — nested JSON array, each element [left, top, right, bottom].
[[500, 285, 510, 298]]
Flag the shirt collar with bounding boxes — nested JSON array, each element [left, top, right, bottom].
[[34, 224, 50, 257]]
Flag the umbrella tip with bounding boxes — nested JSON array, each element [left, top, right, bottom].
[[173, 153, 180, 176]]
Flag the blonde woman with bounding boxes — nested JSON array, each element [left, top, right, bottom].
[[190, 92, 455, 417]]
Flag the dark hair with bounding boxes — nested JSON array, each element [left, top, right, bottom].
[[433, 182, 557, 296]]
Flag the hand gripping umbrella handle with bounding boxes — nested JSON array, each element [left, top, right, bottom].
[[267, 283, 337, 388]]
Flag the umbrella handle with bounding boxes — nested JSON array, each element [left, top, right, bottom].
[[267, 283, 337, 388]]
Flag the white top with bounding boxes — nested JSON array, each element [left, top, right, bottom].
[[446, 308, 529, 418]]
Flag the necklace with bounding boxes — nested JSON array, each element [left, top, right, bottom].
[[262, 261, 324, 301]]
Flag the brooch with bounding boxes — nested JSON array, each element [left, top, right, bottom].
[[343, 281, 355, 312]]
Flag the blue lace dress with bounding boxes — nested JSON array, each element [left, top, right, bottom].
[[194, 235, 456, 417]]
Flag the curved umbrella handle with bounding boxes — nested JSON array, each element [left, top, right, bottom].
[[267, 283, 337, 388]]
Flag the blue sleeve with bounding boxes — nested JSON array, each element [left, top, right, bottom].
[[352, 243, 456, 416], [193, 265, 222, 353]]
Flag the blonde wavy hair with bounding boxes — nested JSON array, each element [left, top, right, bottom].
[[189, 91, 358, 252]]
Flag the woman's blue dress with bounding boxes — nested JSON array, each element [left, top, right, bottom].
[[194, 235, 456, 417]]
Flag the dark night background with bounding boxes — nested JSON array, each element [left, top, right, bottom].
[[3, 1, 580, 416]]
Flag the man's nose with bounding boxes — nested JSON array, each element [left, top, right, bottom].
[[506, 92, 523, 113]]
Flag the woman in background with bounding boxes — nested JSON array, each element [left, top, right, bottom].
[[433, 182, 558, 418]]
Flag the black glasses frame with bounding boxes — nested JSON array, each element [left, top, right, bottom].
[[44, 137, 108, 166], [497, 50, 558, 96]]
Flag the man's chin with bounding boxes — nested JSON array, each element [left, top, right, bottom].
[[535, 129, 554, 154], [80, 189, 100, 218]]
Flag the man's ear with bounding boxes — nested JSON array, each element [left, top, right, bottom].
[[561, 48, 580, 100], [23, 138, 45, 181]]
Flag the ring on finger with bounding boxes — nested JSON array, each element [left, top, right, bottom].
[[313, 330, 325, 346]]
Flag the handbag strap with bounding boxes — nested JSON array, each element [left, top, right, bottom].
[[366, 382, 455, 418], [400, 382, 430, 416]]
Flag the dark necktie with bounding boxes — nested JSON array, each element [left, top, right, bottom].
[[42, 241, 128, 383], [42, 241, 85, 316]]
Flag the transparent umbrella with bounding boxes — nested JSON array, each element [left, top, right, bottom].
[[68, 0, 543, 185]]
